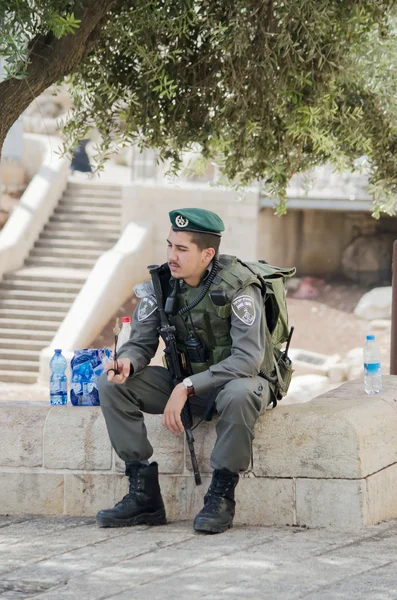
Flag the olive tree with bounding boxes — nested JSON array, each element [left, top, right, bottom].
[[1, 0, 397, 213]]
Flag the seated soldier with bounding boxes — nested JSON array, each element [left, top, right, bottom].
[[97, 207, 276, 534]]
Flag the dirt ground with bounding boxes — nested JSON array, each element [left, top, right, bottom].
[[92, 278, 391, 371], [288, 280, 390, 370]]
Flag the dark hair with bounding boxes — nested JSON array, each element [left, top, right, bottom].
[[189, 231, 221, 254]]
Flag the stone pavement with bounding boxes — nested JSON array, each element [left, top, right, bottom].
[[1, 516, 397, 599]]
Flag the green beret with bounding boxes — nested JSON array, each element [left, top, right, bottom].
[[169, 208, 225, 236]]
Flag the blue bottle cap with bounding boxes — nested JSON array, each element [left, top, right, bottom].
[[366, 335, 375, 341], [54, 348, 62, 352]]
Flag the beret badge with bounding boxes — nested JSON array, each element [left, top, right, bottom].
[[175, 215, 189, 228]]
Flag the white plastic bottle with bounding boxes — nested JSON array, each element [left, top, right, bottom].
[[363, 335, 382, 394], [116, 316, 132, 352]]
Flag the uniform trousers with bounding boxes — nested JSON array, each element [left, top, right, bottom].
[[98, 366, 272, 473]]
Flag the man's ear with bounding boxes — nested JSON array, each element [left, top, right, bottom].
[[203, 248, 216, 264]]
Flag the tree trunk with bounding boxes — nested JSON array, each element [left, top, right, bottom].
[[0, 0, 116, 156]]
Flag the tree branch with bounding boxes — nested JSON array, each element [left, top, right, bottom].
[[0, 0, 116, 153]]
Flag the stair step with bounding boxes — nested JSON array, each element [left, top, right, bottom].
[[0, 338, 51, 350], [65, 186, 121, 196], [0, 348, 41, 361], [43, 222, 120, 234], [0, 289, 77, 302], [0, 359, 39, 372], [0, 318, 59, 331], [0, 370, 38, 383], [66, 181, 122, 191], [54, 206, 121, 217], [0, 279, 83, 293], [0, 327, 54, 340], [39, 230, 119, 243], [63, 189, 121, 197], [3, 270, 86, 283], [29, 247, 104, 259], [59, 198, 121, 208], [49, 214, 121, 225], [35, 239, 113, 251], [0, 299, 70, 312], [0, 308, 65, 321], [25, 258, 96, 269]]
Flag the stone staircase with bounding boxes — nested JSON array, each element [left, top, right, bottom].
[[0, 181, 122, 383]]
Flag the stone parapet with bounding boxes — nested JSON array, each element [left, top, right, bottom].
[[1, 376, 397, 527]]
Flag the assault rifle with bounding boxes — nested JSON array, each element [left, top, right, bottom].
[[148, 265, 202, 486]]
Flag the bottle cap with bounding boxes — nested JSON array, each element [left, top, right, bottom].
[[54, 348, 62, 352], [122, 317, 131, 323], [366, 335, 375, 341]]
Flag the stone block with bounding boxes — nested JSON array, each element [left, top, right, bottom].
[[235, 477, 295, 526], [328, 363, 348, 383], [295, 478, 364, 528], [354, 286, 392, 320], [64, 473, 126, 517], [0, 404, 49, 467], [113, 414, 185, 474], [363, 463, 397, 526], [160, 474, 294, 526], [43, 406, 112, 471], [253, 376, 397, 480], [370, 319, 391, 331], [159, 474, 211, 522], [0, 471, 64, 515], [288, 348, 341, 377]]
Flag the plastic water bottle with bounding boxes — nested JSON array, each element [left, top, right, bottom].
[[363, 335, 382, 395], [116, 317, 131, 351], [50, 349, 67, 405]]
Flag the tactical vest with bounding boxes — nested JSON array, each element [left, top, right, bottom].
[[168, 254, 272, 376]]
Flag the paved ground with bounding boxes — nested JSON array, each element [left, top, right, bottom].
[[1, 516, 397, 599]]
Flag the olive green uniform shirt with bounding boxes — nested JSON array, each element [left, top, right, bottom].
[[118, 276, 266, 395]]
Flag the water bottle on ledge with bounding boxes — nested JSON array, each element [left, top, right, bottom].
[[116, 316, 132, 352], [50, 349, 67, 405], [363, 335, 382, 395]]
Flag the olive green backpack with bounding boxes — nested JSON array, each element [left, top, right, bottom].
[[241, 259, 296, 406]]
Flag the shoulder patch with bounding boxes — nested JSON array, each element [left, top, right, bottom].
[[137, 296, 158, 321], [231, 295, 256, 326], [133, 281, 155, 299]]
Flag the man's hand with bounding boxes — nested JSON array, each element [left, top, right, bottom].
[[105, 357, 131, 385], [162, 383, 188, 435]]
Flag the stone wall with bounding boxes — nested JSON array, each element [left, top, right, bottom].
[[258, 208, 355, 275], [2, 377, 397, 528], [258, 208, 397, 279], [122, 181, 260, 264]]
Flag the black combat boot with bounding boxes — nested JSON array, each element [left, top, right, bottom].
[[96, 461, 166, 528], [193, 468, 239, 534]]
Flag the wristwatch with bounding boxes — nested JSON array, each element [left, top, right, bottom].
[[182, 377, 195, 397]]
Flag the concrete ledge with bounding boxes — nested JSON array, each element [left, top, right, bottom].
[[1, 376, 397, 527]]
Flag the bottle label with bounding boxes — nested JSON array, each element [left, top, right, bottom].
[[364, 362, 381, 375], [50, 376, 67, 393]]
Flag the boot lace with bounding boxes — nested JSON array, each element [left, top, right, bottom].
[[116, 465, 142, 506], [203, 472, 236, 513]]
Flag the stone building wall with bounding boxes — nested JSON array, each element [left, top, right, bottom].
[[258, 208, 397, 282]]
